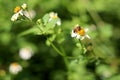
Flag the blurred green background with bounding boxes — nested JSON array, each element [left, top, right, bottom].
[[0, 0, 120, 80]]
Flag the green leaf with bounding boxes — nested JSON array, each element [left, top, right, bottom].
[[42, 13, 50, 25]]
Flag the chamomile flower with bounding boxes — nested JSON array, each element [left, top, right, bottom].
[[11, 6, 23, 21], [49, 12, 61, 26], [9, 62, 22, 74], [71, 24, 90, 40], [49, 12, 58, 19], [19, 47, 33, 60], [11, 3, 31, 21]]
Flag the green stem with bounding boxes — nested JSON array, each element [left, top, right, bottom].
[[50, 42, 65, 57], [60, 47, 69, 70], [49, 40, 69, 70], [79, 39, 85, 54], [50, 40, 81, 60]]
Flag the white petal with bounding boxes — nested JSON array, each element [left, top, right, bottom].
[[23, 10, 36, 19], [85, 28, 89, 32], [49, 12, 58, 19], [56, 20, 61, 26], [48, 18, 52, 22], [80, 36, 85, 40], [19, 10, 23, 16], [76, 35, 81, 39], [9, 63, 22, 74], [11, 13, 19, 21], [85, 34, 91, 39], [19, 47, 33, 60], [71, 30, 77, 37], [54, 13, 58, 17], [49, 12, 55, 18]]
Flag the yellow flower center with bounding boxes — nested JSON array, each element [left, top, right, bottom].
[[78, 28, 85, 36], [52, 15, 58, 19], [14, 6, 21, 13], [11, 62, 19, 67]]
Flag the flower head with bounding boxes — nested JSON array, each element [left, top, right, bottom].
[[49, 12, 61, 26], [49, 12, 58, 19], [11, 3, 29, 22], [9, 62, 22, 74], [19, 47, 33, 60], [71, 24, 90, 40], [11, 6, 24, 21]]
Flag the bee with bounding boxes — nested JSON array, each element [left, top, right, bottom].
[[73, 25, 85, 36], [73, 25, 81, 33]]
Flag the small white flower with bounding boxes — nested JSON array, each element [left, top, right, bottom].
[[9, 62, 22, 74], [71, 24, 90, 40], [49, 12, 58, 20], [19, 47, 33, 60], [49, 12, 61, 26], [11, 6, 23, 21], [21, 3, 27, 10]]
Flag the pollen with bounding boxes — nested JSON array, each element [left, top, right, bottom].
[[14, 6, 21, 13], [78, 28, 85, 36], [52, 15, 58, 19]]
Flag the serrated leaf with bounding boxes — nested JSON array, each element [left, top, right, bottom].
[[42, 13, 50, 25]]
